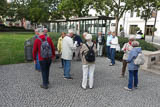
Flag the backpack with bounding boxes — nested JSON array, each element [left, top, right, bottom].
[[38, 36, 52, 58], [134, 52, 145, 65], [84, 43, 95, 62]]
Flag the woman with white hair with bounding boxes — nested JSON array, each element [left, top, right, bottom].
[[80, 34, 97, 90], [120, 35, 135, 77], [124, 41, 141, 91]]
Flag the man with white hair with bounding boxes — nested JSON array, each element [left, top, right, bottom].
[[73, 32, 83, 61], [82, 32, 88, 41], [96, 32, 105, 56], [43, 28, 48, 36], [33, 28, 55, 89], [61, 29, 76, 80]]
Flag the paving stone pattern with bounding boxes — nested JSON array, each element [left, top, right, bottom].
[[0, 57, 160, 107]]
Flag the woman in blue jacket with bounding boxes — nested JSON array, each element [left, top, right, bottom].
[[124, 41, 142, 91]]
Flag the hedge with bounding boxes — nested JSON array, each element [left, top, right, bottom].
[[0, 25, 34, 32], [48, 32, 158, 61]]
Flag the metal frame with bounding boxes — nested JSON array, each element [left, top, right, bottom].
[[50, 16, 114, 35]]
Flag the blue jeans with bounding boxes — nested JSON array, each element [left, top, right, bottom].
[[128, 70, 138, 89], [63, 60, 71, 78], [35, 54, 41, 71], [106, 46, 111, 59], [39, 59, 52, 86], [111, 48, 116, 64]]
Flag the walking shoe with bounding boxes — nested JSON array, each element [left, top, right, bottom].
[[134, 86, 138, 89], [124, 87, 132, 91], [40, 85, 48, 89], [64, 77, 73, 80], [119, 75, 125, 78], [89, 87, 94, 89], [81, 86, 86, 90], [109, 63, 114, 66]]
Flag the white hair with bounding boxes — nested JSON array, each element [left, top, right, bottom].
[[34, 29, 38, 32], [85, 34, 92, 40], [68, 29, 74, 34], [37, 28, 44, 34], [129, 35, 135, 40], [83, 32, 88, 36], [43, 28, 48, 31]]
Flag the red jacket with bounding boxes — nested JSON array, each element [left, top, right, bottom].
[[32, 35, 55, 61]]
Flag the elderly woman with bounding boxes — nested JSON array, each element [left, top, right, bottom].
[[110, 32, 118, 66], [80, 34, 97, 90], [124, 41, 141, 91], [120, 35, 135, 77], [57, 32, 66, 68]]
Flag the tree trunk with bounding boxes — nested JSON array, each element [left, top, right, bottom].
[[115, 17, 119, 36], [144, 19, 147, 40], [152, 10, 158, 42]]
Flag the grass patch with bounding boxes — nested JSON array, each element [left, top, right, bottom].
[[0, 32, 158, 65], [0, 32, 34, 65]]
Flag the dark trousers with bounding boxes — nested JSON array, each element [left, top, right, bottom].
[[111, 48, 116, 64], [121, 60, 127, 76], [128, 70, 138, 89], [39, 59, 52, 86], [106, 46, 111, 59]]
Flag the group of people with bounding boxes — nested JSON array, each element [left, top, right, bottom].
[[32, 28, 142, 91]]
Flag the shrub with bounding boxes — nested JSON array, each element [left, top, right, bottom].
[[0, 26, 34, 32], [115, 37, 158, 61], [46, 33, 158, 61]]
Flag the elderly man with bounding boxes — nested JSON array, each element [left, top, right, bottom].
[[73, 33, 83, 61], [61, 29, 76, 80], [96, 32, 105, 56], [33, 28, 55, 89], [82, 32, 88, 42], [43, 28, 48, 36]]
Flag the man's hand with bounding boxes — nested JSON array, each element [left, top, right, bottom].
[[34, 60, 36, 64]]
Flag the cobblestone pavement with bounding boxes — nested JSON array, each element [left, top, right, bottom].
[[0, 57, 160, 107]]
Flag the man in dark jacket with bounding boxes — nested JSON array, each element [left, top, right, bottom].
[[33, 28, 55, 89], [73, 33, 83, 61], [96, 32, 105, 56]]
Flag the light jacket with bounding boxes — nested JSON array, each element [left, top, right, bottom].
[[110, 36, 118, 48], [127, 47, 142, 70], [122, 42, 133, 60], [80, 42, 97, 65], [106, 35, 112, 46], [61, 36, 75, 60], [57, 36, 63, 53]]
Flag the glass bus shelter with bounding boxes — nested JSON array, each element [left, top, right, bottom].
[[50, 16, 114, 36]]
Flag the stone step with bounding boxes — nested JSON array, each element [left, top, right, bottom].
[[151, 65, 160, 70], [142, 68, 160, 75]]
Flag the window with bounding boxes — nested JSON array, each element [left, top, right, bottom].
[[146, 25, 153, 35], [129, 25, 137, 34]]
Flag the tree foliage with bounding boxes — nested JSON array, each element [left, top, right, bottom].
[[58, 0, 92, 19], [92, 0, 135, 35], [0, 0, 8, 22]]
